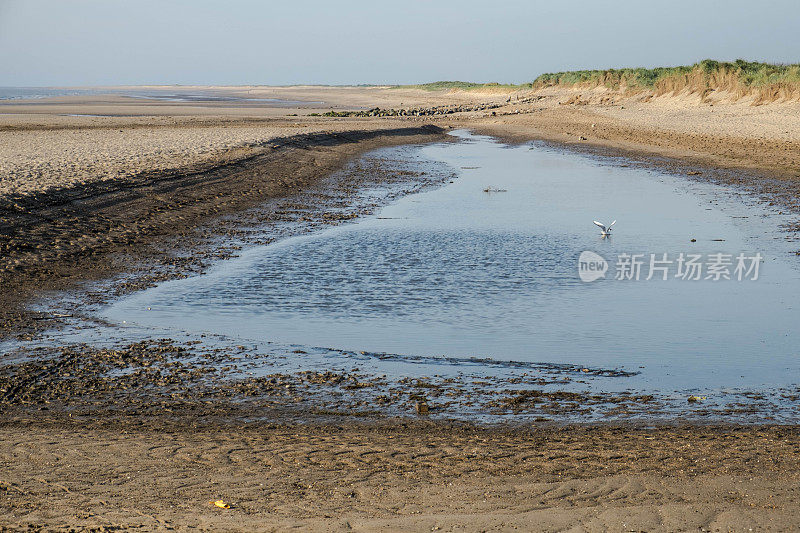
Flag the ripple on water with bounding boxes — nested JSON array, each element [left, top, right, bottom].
[[93, 131, 800, 417]]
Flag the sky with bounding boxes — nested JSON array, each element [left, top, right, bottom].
[[1, 0, 799, 87]]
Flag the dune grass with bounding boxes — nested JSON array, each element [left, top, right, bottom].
[[397, 61, 800, 103], [532, 59, 800, 102]]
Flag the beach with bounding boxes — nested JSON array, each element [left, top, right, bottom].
[[2, 419, 799, 531], [2, 86, 800, 531]]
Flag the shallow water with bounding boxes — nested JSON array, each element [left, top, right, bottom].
[[102, 132, 800, 397], [0, 87, 103, 100], [0, 86, 320, 106], [120, 91, 321, 105]]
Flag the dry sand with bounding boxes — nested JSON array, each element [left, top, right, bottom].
[[3, 84, 800, 198], [0, 85, 493, 197], [2, 86, 800, 531]]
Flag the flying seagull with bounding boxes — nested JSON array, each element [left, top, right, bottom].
[[593, 220, 616, 236]]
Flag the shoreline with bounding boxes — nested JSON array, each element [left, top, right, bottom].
[[0, 124, 447, 339]]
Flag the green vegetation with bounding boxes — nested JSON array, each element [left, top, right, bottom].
[[532, 59, 800, 98], [393, 61, 800, 103], [533, 65, 696, 88]]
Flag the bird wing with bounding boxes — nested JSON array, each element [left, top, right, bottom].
[[593, 221, 606, 231], [608, 220, 616, 228]]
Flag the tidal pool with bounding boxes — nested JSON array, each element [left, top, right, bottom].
[[103, 131, 800, 396]]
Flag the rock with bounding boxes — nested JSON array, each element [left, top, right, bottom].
[[415, 401, 429, 415]]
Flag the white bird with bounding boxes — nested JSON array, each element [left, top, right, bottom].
[[593, 220, 616, 236]]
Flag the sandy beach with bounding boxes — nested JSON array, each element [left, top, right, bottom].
[[2, 85, 800, 530], [4, 85, 800, 198], [2, 418, 799, 531]]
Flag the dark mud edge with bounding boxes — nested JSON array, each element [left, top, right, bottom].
[[2, 339, 798, 427], [0, 124, 447, 339]]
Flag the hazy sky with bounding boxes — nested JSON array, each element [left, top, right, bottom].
[[1, 0, 799, 86]]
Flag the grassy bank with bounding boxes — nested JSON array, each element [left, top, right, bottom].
[[399, 60, 800, 103], [532, 59, 800, 102]]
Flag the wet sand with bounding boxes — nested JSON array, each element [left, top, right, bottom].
[[2, 337, 799, 530], [2, 86, 800, 530], [2, 419, 799, 531]]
